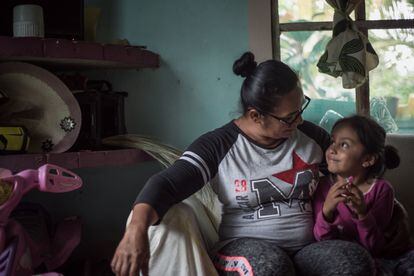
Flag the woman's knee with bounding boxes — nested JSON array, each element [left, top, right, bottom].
[[213, 238, 295, 276], [294, 240, 375, 276]]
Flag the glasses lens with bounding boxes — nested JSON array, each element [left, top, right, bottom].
[[285, 97, 310, 125]]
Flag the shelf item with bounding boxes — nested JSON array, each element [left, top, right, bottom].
[[0, 36, 160, 170], [1, 0, 84, 40], [0, 148, 153, 172], [72, 89, 127, 150], [0, 36, 159, 69], [0, 61, 82, 153]]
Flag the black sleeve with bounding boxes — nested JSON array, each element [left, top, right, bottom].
[[298, 120, 331, 175], [134, 159, 206, 222], [134, 122, 238, 222]]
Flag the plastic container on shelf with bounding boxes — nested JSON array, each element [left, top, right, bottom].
[[13, 4, 44, 38]]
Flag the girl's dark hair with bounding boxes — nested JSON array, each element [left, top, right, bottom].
[[332, 115, 400, 177], [233, 52, 299, 114]]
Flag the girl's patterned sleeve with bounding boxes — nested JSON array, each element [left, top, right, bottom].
[[313, 177, 340, 240]]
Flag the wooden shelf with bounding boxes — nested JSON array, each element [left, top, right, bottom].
[[0, 149, 154, 172], [0, 37, 160, 171], [0, 56, 158, 70], [0, 36, 160, 70]]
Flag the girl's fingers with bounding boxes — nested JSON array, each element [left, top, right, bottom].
[[332, 180, 348, 189], [331, 182, 352, 196], [332, 187, 350, 197], [346, 195, 356, 205], [330, 192, 348, 204], [336, 196, 348, 204], [346, 195, 364, 212], [347, 184, 364, 199]]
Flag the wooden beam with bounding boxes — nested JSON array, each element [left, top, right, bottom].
[[279, 19, 414, 32], [248, 0, 273, 62], [271, 0, 281, 60], [355, 0, 370, 116]]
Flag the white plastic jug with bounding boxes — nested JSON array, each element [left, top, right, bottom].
[[13, 4, 44, 37]]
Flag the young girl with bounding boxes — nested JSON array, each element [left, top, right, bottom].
[[313, 115, 414, 275]]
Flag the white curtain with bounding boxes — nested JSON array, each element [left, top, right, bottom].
[[317, 0, 379, 89]]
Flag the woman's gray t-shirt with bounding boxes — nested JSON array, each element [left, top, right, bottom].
[[136, 120, 330, 251]]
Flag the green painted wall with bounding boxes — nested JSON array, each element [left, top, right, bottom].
[[87, 0, 248, 149], [27, 0, 249, 262]]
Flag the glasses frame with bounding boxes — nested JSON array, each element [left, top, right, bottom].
[[265, 95, 311, 127]]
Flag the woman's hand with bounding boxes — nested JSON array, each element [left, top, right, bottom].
[[111, 223, 150, 276], [111, 203, 158, 276], [322, 180, 349, 222], [345, 183, 367, 219]]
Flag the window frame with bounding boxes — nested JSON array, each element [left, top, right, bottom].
[[271, 0, 414, 116]]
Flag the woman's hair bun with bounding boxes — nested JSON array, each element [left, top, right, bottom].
[[384, 145, 400, 169], [233, 52, 257, 78]]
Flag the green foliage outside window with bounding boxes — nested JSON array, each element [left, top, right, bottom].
[[278, 0, 414, 133]]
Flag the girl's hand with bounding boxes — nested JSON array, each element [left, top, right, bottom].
[[322, 180, 349, 222], [345, 183, 367, 219]]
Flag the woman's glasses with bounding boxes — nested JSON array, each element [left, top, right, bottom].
[[266, 96, 311, 127]]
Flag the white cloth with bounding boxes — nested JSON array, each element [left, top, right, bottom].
[[127, 186, 222, 276]]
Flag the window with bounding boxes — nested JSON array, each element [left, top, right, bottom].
[[273, 0, 414, 133]]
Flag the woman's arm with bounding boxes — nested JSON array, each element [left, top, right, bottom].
[[110, 155, 212, 276], [111, 124, 237, 275], [134, 160, 208, 223], [111, 160, 208, 276]]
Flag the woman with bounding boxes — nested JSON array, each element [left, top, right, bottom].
[[111, 52, 375, 276]]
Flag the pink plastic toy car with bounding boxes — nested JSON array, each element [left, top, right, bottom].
[[0, 164, 82, 276]]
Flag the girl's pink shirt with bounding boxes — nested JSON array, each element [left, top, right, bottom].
[[313, 176, 394, 257]]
